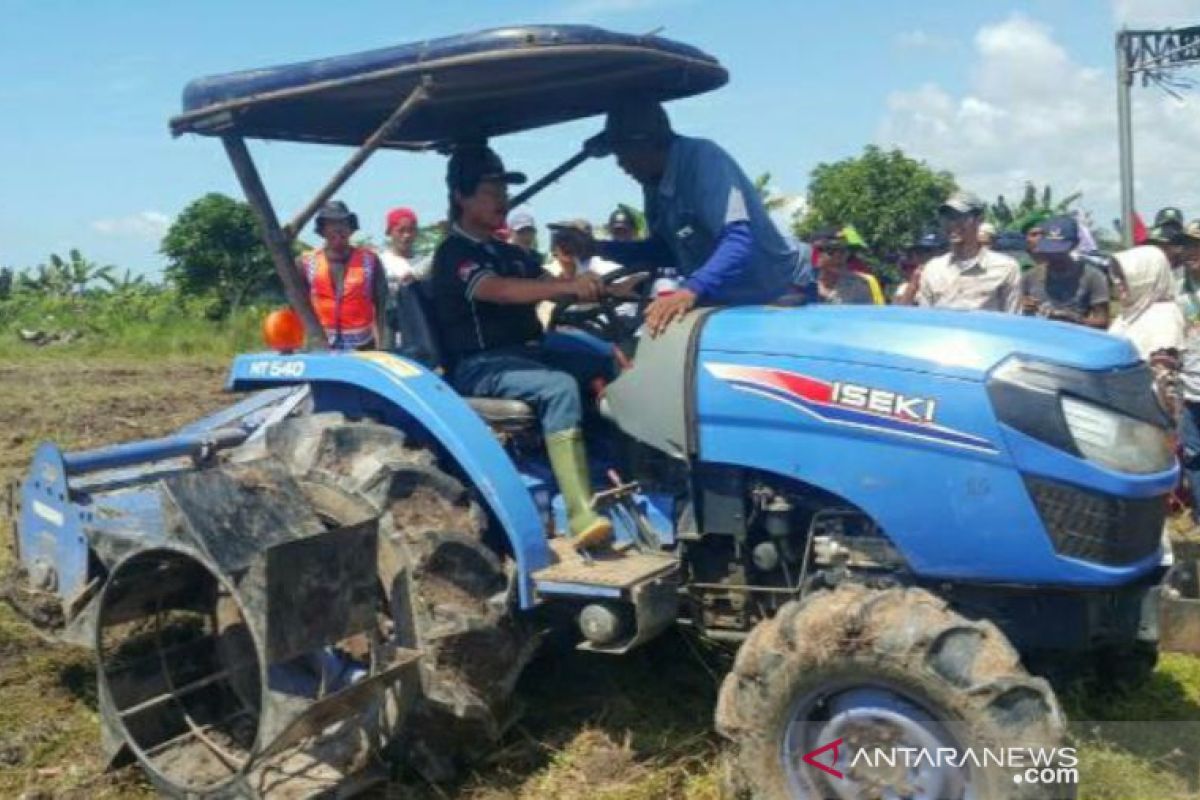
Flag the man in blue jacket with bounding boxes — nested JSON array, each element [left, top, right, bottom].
[[596, 100, 797, 336]]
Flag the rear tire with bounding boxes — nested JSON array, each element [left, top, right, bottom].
[[715, 584, 1071, 799], [260, 413, 533, 781]]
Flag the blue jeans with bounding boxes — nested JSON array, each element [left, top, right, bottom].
[[1180, 402, 1200, 521], [451, 333, 615, 434]]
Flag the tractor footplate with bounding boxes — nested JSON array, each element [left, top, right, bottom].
[[533, 537, 675, 598], [534, 539, 679, 654]]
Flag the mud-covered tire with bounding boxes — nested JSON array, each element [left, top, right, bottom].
[[715, 584, 1070, 799], [259, 413, 533, 781]]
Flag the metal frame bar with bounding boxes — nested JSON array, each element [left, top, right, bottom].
[[220, 84, 432, 348], [1117, 30, 1137, 247], [222, 135, 328, 347], [509, 147, 594, 209], [63, 428, 249, 476]]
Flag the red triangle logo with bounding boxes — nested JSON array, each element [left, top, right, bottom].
[[802, 737, 844, 779]]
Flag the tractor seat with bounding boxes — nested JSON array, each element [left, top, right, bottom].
[[394, 281, 537, 434], [465, 397, 537, 432]]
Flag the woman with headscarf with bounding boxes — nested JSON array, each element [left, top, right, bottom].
[[1109, 245, 1185, 416]]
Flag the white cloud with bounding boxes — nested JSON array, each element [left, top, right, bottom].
[[878, 13, 1200, 233], [91, 211, 172, 240], [1114, 0, 1199, 28], [895, 29, 957, 51]]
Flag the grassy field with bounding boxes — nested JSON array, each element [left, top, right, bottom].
[[1, 353, 1199, 798]]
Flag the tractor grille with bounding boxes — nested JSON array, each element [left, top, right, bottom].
[[1025, 477, 1166, 566]]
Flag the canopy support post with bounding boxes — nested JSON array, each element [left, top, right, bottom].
[[284, 83, 431, 239], [222, 135, 328, 349], [508, 135, 604, 209]]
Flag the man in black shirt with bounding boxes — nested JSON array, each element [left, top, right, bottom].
[[1019, 215, 1110, 329], [431, 146, 615, 549]]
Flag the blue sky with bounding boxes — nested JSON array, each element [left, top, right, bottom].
[[1, 0, 1197, 275]]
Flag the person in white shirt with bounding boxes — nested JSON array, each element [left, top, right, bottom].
[[540, 219, 637, 325], [380, 207, 429, 291], [545, 219, 623, 279], [912, 191, 1021, 313]]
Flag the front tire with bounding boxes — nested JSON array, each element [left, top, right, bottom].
[[715, 584, 1070, 799]]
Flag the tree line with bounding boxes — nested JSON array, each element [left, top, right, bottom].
[[2, 145, 1102, 323]]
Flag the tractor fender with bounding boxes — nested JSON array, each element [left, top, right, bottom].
[[227, 351, 551, 605]]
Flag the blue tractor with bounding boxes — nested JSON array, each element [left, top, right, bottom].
[[3, 25, 1190, 799]]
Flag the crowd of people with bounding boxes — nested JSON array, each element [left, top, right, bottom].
[[290, 98, 1200, 544]]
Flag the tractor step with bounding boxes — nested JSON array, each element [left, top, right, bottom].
[[533, 537, 675, 599]]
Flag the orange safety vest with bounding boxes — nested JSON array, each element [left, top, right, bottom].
[[306, 247, 377, 348]]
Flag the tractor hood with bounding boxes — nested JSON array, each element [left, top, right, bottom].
[[700, 306, 1141, 381]]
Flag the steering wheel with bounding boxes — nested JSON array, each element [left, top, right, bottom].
[[547, 264, 653, 342]]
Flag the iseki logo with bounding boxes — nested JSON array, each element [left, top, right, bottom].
[[829, 382, 937, 424]]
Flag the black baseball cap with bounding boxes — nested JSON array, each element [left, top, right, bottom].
[[548, 218, 594, 237], [446, 146, 527, 195], [809, 226, 846, 247], [602, 100, 674, 149], [1033, 215, 1079, 254]]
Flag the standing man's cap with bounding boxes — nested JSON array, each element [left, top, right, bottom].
[[446, 146, 527, 194], [602, 100, 673, 148], [1033, 215, 1080, 254], [508, 211, 536, 232], [315, 200, 358, 232], [810, 226, 848, 248], [608, 208, 635, 231], [548, 218, 594, 237], [939, 191, 986, 216]]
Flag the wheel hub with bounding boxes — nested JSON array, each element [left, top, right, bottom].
[[785, 685, 973, 800]]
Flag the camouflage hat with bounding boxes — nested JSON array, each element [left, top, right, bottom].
[[1155, 207, 1185, 229]]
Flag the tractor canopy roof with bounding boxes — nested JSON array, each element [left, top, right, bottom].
[[170, 25, 728, 149]]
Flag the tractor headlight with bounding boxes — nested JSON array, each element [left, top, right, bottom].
[[988, 356, 1173, 472], [1061, 395, 1174, 475]]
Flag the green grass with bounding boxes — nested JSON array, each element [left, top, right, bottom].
[[0, 292, 267, 360], [1065, 654, 1200, 799]]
